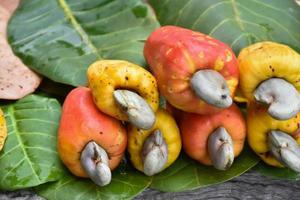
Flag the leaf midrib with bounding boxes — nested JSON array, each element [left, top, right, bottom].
[[6, 105, 40, 183], [58, 0, 102, 59]]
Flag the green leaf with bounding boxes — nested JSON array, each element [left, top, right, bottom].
[[150, 0, 300, 53], [35, 163, 151, 200], [255, 161, 300, 180], [8, 0, 159, 86], [0, 95, 64, 190], [150, 145, 259, 192]]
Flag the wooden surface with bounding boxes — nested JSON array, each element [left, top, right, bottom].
[[1, 170, 300, 200]]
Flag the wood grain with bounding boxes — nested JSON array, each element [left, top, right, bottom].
[[1, 170, 300, 200]]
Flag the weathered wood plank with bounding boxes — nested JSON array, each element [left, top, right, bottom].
[[1, 170, 300, 200]]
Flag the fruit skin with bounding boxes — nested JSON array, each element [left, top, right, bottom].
[[180, 104, 246, 165], [247, 103, 300, 167], [238, 41, 300, 101], [87, 60, 159, 121], [58, 87, 127, 177], [144, 26, 239, 114], [128, 109, 181, 173], [0, 108, 7, 151]]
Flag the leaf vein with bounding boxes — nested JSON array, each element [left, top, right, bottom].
[[24, 146, 58, 155], [0, 158, 26, 184], [236, 2, 300, 42], [19, 132, 56, 139], [191, 1, 230, 29], [0, 144, 21, 161], [174, 0, 193, 25], [251, 0, 300, 25], [15, 118, 58, 125]]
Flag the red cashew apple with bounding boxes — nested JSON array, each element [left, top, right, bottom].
[[144, 26, 239, 114], [58, 87, 127, 186], [180, 104, 246, 170]]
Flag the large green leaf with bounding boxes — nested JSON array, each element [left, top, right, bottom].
[[150, 0, 300, 53], [150, 146, 259, 192], [255, 162, 300, 180], [0, 95, 64, 190], [8, 0, 159, 86], [35, 162, 151, 200]]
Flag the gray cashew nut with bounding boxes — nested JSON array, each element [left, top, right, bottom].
[[80, 141, 112, 186], [268, 130, 300, 172], [208, 127, 234, 170], [114, 89, 155, 130], [142, 130, 168, 176], [254, 78, 300, 120], [190, 70, 232, 108]]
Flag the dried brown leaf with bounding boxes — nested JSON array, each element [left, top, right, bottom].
[[0, 1, 41, 100]]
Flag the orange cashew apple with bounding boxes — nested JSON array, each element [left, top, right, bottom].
[[58, 87, 127, 186], [180, 104, 246, 170], [144, 26, 239, 114]]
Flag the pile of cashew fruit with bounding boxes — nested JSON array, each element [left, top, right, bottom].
[[55, 26, 300, 187]]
